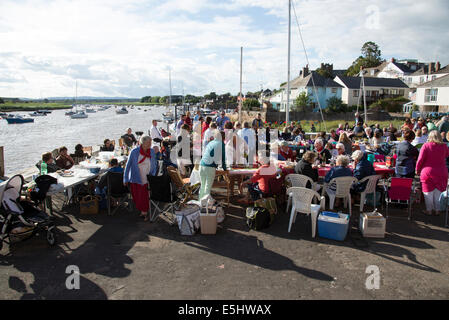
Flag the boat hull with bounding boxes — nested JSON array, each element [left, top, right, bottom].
[[6, 118, 34, 124]]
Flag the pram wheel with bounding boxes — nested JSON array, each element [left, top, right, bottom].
[[46, 227, 56, 246]]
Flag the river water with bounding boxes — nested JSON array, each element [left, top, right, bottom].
[[0, 106, 168, 176]]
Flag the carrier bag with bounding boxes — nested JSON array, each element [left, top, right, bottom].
[[246, 207, 271, 231], [200, 195, 225, 224], [200, 195, 218, 234], [79, 195, 100, 214], [254, 197, 277, 215], [175, 204, 200, 236]]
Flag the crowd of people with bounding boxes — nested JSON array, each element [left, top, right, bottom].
[[33, 110, 449, 220]]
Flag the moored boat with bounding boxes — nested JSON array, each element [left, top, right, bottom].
[[70, 111, 88, 119], [5, 114, 35, 124], [116, 107, 128, 114], [29, 111, 46, 117]]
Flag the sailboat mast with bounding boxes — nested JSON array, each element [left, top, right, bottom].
[[286, 0, 291, 125], [239, 46, 243, 123], [362, 72, 367, 124], [169, 67, 175, 122]]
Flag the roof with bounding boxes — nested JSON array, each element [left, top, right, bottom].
[[332, 69, 347, 77], [362, 61, 388, 77], [391, 62, 413, 73], [281, 72, 343, 89], [335, 76, 409, 89], [418, 74, 449, 88], [410, 64, 449, 76]]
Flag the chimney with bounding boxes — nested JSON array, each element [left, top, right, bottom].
[[302, 65, 309, 78], [391, 58, 396, 63], [428, 63, 433, 75], [436, 62, 441, 72]]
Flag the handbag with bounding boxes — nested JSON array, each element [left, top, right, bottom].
[[79, 195, 100, 214]]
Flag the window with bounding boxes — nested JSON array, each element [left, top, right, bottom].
[[353, 90, 359, 97], [425, 89, 438, 102], [432, 75, 436, 81], [331, 88, 337, 94], [420, 77, 425, 84], [371, 91, 379, 97], [365, 91, 371, 97], [399, 89, 405, 96]]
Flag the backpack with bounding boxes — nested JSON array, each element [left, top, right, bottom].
[[246, 207, 271, 230]]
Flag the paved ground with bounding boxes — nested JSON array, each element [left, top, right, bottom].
[[1, 185, 449, 300]]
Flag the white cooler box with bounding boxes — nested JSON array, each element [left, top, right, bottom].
[[359, 210, 386, 238]]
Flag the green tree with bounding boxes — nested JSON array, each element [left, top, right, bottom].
[[0, 97, 4, 104], [293, 92, 311, 112], [345, 41, 384, 76], [159, 96, 167, 104], [325, 96, 345, 113], [315, 67, 333, 79], [151, 96, 160, 103], [242, 98, 260, 111]]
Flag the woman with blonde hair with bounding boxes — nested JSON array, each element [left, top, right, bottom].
[[338, 132, 352, 156], [416, 130, 449, 216]]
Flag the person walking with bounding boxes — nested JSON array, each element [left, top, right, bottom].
[[416, 130, 449, 216]]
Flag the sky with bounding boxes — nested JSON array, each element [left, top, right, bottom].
[[0, 0, 448, 99]]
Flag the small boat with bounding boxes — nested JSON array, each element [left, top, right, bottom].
[[5, 114, 34, 124], [29, 111, 46, 117], [38, 109, 52, 114], [85, 107, 96, 113], [162, 110, 174, 121], [116, 107, 128, 114], [65, 110, 76, 116], [70, 111, 88, 119]]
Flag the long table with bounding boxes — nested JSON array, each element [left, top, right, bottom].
[[318, 162, 395, 177]]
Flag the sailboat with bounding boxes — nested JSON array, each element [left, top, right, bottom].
[[70, 81, 88, 119]]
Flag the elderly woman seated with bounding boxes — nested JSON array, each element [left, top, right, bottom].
[[294, 151, 319, 190], [278, 141, 296, 161], [243, 151, 280, 201], [324, 155, 353, 207], [336, 143, 347, 156], [350, 150, 375, 197]]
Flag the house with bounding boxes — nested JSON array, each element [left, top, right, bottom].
[[403, 62, 449, 89], [362, 58, 429, 80], [415, 74, 449, 113], [334, 75, 410, 107], [269, 66, 343, 112]]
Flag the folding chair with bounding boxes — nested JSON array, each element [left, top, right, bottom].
[[106, 172, 130, 216], [147, 174, 178, 224], [167, 166, 199, 204], [286, 174, 315, 213], [384, 177, 414, 220]]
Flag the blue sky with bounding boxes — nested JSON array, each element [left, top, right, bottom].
[[0, 0, 448, 98]]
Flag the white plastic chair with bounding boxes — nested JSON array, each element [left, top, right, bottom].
[[286, 174, 315, 212], [323, 176, 358, 215], [358, 175, 381, 212], [287, 187, 325, 237]]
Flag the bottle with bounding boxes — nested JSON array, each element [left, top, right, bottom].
[[41, 162, 48, 175]]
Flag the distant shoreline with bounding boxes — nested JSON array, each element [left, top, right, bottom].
[[0, 102, 162, 112]]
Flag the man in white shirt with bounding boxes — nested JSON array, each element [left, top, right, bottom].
[[150, 120, 163, 143], [203, 123, 218, 150]]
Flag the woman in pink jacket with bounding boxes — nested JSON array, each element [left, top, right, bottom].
[[416, 130, 449, 216]]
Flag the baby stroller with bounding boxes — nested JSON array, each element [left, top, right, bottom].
[[0, 175, 56, 251]]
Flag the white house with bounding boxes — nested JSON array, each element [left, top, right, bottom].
[[403, 63, 449, 88], [334, 75, 410, 107], [416, 74, 449, 113], [269, 66, 343, 112]]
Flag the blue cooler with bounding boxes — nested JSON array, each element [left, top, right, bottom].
[[318, 212, 350, 241]]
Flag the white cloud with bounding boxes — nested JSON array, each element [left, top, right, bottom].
[[0, 0, 448, 98]]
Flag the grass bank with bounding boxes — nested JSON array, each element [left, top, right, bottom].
[[0, 103, 72, 112]]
